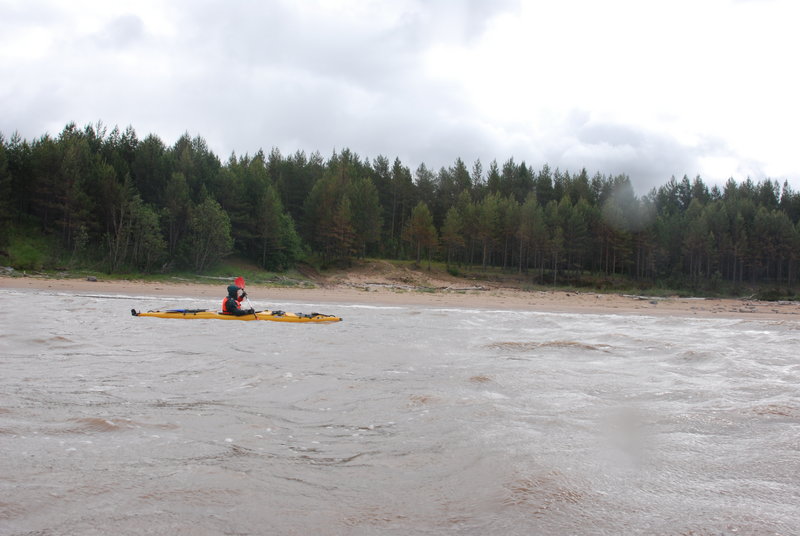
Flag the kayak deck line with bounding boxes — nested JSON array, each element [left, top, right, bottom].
[[131, 308, 342, 323]]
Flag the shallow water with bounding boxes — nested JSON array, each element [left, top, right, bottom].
[[1, 289, 799, 535]]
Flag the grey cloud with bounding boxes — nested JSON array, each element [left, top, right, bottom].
[[197, 67, 489, 169], [0, 1, 62, 32], [542, 117, 778, 194], [143, 1, 506, 160], [1, 0, 518, 163], [92, 14, 145, 49], [173, 2, 416, 88], [170, 0, 517, 92], [5, 1, 788, 194], [547, 117, 700, 193], [411, 0, 519, 44]]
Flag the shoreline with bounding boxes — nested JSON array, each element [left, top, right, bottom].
[[3, 274, 800, 320]]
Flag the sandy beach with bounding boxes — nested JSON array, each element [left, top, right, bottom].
[[3, 273, 799, 320]]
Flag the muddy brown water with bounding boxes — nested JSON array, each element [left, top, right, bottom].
[[1, 289, 799, 535]]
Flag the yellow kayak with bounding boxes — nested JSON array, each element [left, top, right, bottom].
[[131, 308, 342, 323]]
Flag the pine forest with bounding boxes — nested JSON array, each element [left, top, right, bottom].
[[2, 122, 800, 296]]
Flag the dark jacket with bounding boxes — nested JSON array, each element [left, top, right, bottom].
[[222, 285, 252, 315]]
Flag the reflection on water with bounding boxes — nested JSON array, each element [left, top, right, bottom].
[[1, 289, 799, 535]]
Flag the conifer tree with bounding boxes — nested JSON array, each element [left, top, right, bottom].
[[403, 201, 438, 267]]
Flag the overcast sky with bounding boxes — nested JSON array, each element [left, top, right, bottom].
[[2, 0, 798, 193]]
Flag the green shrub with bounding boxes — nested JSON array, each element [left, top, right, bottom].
[[10, 242, 46, 270], [756, 288, 795, 301]]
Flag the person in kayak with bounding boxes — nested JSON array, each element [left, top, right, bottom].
[[221, 284, 254, 316]]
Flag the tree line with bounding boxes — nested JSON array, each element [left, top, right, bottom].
[[2, 122, 799, 290]]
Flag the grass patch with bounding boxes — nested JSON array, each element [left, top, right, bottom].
[[2, 230, 56, 271], [188, 256, 316, 288]]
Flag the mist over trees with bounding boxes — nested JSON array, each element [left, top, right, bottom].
[[2, 122, 800, 291]]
